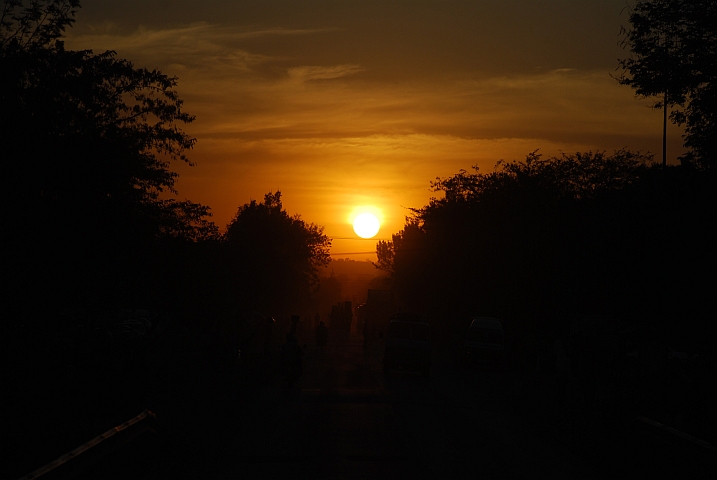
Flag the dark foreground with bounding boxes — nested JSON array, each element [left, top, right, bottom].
[[10, 332, 717, 479]]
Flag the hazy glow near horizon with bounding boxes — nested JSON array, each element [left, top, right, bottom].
[[353, 213, 380, 239], [63, 0, 689, 260]]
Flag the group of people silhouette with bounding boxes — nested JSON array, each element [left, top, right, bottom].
[[279, 315, 330, 387]]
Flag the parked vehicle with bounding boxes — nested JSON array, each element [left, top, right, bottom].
[[383, 313, 431, 377], [462, 316, 505, 370]]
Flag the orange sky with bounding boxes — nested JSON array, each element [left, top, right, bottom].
[[66, 1, 687, 260]]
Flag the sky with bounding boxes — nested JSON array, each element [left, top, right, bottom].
[[64, 0, 687, 260]]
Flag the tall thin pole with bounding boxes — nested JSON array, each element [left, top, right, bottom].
[[663, 89, 668, 167]]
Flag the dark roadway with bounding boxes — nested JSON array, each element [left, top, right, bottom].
[[27, 328, 716, 480], [66, 330, 715, 480], [214, 334, 582, 480], [48, 332, 714, 480], [61, 332, 602, 480]]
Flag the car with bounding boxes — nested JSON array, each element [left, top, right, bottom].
[[462, 316, 505, 370], [383, 313, 431, 377]]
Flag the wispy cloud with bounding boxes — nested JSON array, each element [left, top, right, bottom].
[[65, 21, 681, 239], [287, 64, 364, 82], [169, 63, 683, 235], [67, 24, 658, 150], [65, 23, 331, 73], [234, 27, 338, 39], [181, 67, 671, 148]]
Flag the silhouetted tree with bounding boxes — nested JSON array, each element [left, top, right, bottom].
[[1, 0, 201, 213], [1, 0, 79, 49], [223, 192, 331, 317], [380, 149, 717, 355], [616, 0, 717, 167], [0, 0, 217, 316], [377, 150, 663, 330]]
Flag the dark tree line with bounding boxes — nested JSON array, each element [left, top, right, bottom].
[[1, 0, 218, 322], [376, 150, 717, 353], [1, 5, 331, 476], [1, 1, 330, 329], [377, 0, 717, 348]]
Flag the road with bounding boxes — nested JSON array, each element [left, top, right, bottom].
[[23, 330, 716, 479], [65, 332, 609, 480], [215, 334, 586, 480]]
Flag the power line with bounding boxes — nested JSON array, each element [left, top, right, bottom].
[[329, 251, 376, 255], [329, 237, 390, 241]]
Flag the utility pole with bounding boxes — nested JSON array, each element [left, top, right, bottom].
[[663, 89, 668, 167]]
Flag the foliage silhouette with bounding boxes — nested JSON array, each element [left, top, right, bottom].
[[377, 150, 717, 354], [1, 0, 79, 50], [616, 0, 717, 167], [0, 0, 217, 317], [0, 4, 335, 477], [223, 191, 331, 318]]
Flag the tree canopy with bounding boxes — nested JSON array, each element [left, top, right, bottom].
[[1, 0, 204, 214], [1, 0, 217, 316], [223, 192, 331, 317], [1, 0, 79, 50], [616, 0, 717, 167], [376, 150, 717, 346]]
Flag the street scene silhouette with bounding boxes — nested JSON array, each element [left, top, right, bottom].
[[2, 1, 717, 479]]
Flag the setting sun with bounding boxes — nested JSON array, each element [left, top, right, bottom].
[[353, 213, 380, 238]]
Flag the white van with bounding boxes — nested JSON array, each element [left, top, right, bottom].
[[462, 317, 505, 370]]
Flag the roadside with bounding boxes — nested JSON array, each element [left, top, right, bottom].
[[11, 324, 714, 479]]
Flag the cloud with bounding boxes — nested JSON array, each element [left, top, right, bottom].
[[63, 23, 333, 74], [62, 1, 674, 257], [66, 23, 667, 152], [234, 27, 338, 39], [287, 64, 364, 82], [163, 63, 683, 235], [177, 66, 673, 151], [65, 21, 683, 239]]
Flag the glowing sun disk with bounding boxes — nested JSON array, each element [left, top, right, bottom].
[[353, 213, 380, 238]]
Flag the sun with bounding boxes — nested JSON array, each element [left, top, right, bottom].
[[353, 212, 380, 238]]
